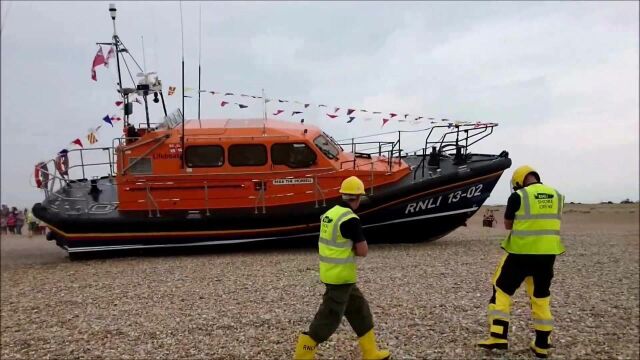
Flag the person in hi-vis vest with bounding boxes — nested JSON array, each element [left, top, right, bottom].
[[294, 176, 390, 360], [477, 165, 565, 358]]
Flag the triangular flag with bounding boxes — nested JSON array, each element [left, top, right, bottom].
[[334, 107, 340, 113], [318, 104, 327, 108], [240, 94, 250, 97], [224, 92, 234, 96], [304, 104, 310, 108], [278, 99, 288, 103], [326, 114, 338, 119], [415, 116, 424, 121], [91, 46, 105, 81], [382, 118, 390, 127], [404, 114, 409, 119], [347, 109, 355, 115], [237, 103, 248, 109], [71, 138, 84, 148], [168, 86, 176, 95], [347, 116, 356, 123], [104, 46, 115, 68], [292, 111, 303, 116], [110, 115, 122, 122], [360, 109, 368, 112], [221, 101, 229, 107], [373, 111, 381, 114], [209, 91, 217, 95], [102, 115, 113, 127], [115, 101, 123, 106], [389, 113, 397, 118], [273, 110, 284, 116]]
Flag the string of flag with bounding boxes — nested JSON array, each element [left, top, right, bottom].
[[165, 86, 497, 128]]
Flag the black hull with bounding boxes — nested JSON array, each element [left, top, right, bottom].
[[33, 155, 511, 253]]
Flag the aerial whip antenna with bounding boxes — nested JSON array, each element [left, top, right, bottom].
[[180, 0, 186, 168], [197, 2, 202, 128]]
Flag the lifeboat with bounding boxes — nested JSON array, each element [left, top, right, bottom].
[[31, 4, 511, 256]]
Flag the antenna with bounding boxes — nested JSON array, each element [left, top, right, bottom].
[[197, 2, 202, 128], [141, 35, 146, 72], [262, 88, 267, 136], [180, 0, 185, 168], [108, 3, 126, 127]]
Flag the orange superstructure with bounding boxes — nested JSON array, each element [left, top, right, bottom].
[[115, 118, 410, 212]]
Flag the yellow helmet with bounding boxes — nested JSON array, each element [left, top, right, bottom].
[[339, 176, 366, 195], [511, 165, 540, 190]]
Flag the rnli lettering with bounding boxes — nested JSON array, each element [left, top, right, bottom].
[[535, 193, 555, 209], [272, 178, 314, 185], [405, 184, 484, 214], [153, 153, 182, 160]]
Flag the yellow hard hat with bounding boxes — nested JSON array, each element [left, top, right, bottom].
[[511, 165, 540, 190], [339, 176, 366, 195]]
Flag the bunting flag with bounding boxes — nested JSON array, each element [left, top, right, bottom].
[[104, 46, 115, 68], [168, 86, 176, 95], [224, 92, 234, 96], [221, 101, 229, 107], [318, 104, 327, 108], [326, 114, 338, 119], [278, 99, 288, 103], [347, 109, 355, 115], [273, 110, 284, 116], [373, 111, 381, 114], [347, 116, 356, 123], [382, 118, 390, 127], [304, 104, 310, 108], [292, 111, 303, 116], [389, 113, 397, 118], [237, 103, 248, 109], [360, 109, 367, 112], [71, 138, 84, 148], [110, 115, 122, 122], [102, 114, 113, 127], [416, 116, 424, 121], [334, 107, 340, 113], [404, 114, 409, 119], [209, 91, 217, 95], [87, 132, 98, 145], [240, 94, 250, 97], [91, 46, 105, 81], [115, 101, 123, 106]]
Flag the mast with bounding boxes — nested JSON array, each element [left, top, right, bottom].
[[109, 3, 127, 128]]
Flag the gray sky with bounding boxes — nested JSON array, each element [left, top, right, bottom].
[[1, 1, 638, 209]]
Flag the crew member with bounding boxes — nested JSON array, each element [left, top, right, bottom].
[[294, 176, 390, 360], [478, 165, 565, 358]]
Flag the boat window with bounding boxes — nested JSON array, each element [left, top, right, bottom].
[[313, 134, 339, 160], [271, 143, 317, 168], [128, 157, 152, 174], [229, 144, 267, 167], [185, 145, 224, 168]]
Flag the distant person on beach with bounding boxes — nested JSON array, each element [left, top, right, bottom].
[[15, 208, 26, 235], [477, 165, 565, 358], [6, 209, 17, 234], [294, 176, 390, 360], [0, 205, 8, 235], [27, 209, 37, 238]]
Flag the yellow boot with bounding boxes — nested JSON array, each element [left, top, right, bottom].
[[530, 340, 550, 358], [293, 333, 317, 360], [358, 329, 390, 360], [477, 337, 508, 350]]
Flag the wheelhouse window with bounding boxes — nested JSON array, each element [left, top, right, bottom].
[[313, 134, 339, 160], [271, 143, 317, 168], [185, 145, 224, 168], [228, 144, 267, 166]]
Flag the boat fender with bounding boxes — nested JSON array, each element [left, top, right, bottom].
[[34, 162, 50, 189]]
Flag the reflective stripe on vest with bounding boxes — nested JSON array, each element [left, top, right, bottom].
[[318, 205, 358, 284], [501, 184, 565, 255]]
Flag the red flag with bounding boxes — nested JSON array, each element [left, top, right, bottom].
[[382, 118, 390, 127], [347, 109, 355, 115], [71, 138, 84, 148], [326, 114, 338, 119], [115, 101, 123, 106], [273, 110, 284, 116], [104, 46, 115, 68], [91, 46, 105, 81], [110, 115, 122, 122], [389, 113, 397, 118], [221, 101, 229, 107]]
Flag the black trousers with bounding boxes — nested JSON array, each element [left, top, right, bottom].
[[492, 253, 555, 299], [308, 283, 374, 343]]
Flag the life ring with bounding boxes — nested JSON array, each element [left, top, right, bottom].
[[55, 154, 69, 176], [34, 162, 50, 189]]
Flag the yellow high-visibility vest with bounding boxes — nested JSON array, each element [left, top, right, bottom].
[[501, 183, 565, 255], [318, 205, 358, 284]]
